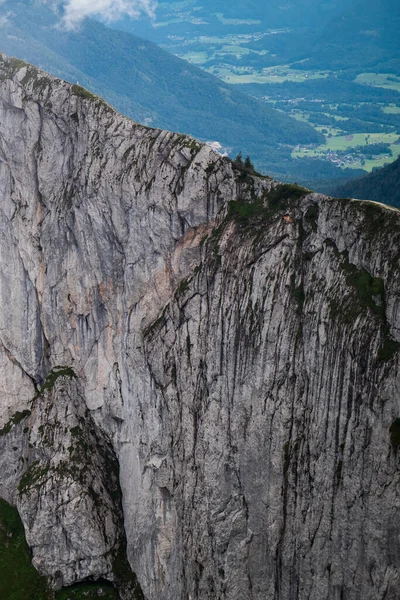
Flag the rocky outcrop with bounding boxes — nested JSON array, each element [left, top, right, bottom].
[[0, 53, 399, 599], [0, 368, 143, 597]]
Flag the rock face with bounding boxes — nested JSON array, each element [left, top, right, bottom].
[[0, 53, 399, 600], [0, 369, 127, 590], [0, 377, 144, 600]]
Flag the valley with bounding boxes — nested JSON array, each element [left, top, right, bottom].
[[114, 0, 400, 183]]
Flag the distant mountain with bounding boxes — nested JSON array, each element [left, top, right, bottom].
[[114, 0, 400, 76], [304, 0, 400, 74], [0, 0, 322, 179], [331, 156, 400, 207], [205, 0, 349, 26], [115, 0, 350, 41]]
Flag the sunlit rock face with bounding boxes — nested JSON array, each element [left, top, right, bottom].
[[0, 53, 399, 600]]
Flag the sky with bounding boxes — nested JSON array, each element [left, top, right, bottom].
[[62, 0, 157, 28]]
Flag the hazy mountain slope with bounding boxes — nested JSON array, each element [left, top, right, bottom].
[[115, 0, 350, 41], [0, 0, 322, 178], [304, 0, 400, 73], [114, 0, 400, 75], [106, 0, 400, 187], [332, 156, 400, 207], [180, 0, 348, 26]]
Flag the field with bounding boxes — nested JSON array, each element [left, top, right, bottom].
[[163, 24, 400, 172], [214, 12, 261, 25], [293, 132, 400, 172], [383, 104, 400, 114], [206, 64, 329, 85], [355, 73, 400, 93], [174, 32, 331, 85]]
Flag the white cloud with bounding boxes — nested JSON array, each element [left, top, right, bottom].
[[205, 141, 228, 156], [62, 0, 157, 29], [0, 10, 12, 27]]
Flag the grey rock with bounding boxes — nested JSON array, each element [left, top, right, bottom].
[[144, 194, 400, 599], [0, 53, 399, 599], [19, 374, 123, 588], [0, 369, 137, 593]]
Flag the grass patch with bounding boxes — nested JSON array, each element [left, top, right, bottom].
[[18, 461, 50, 494], [226, 183, 307, 227], [226, 197, 266, 225], [174, 134, 201, 155], [383, 105, 400, 115], [355, 73, 400, 93], [56, 581, 119, 600], [177, 278, 190, 295], [326, 238, 399, 361], [71, 85, 97, 100], [327, 240, 386, 323], [343, 264, 385, 319], [214, 12, 261, 26], [267, 183, 308, 210], [389, 418, 400, 449], [0, 499, 52, 599]]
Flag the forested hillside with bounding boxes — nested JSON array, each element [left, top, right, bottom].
[[331, 156, 400, 207]]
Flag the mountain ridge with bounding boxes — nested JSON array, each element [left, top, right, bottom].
[[0, 0, 322, 179]]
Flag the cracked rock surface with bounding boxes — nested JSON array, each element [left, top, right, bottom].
[[144, 195, 400, 599], [0, 53, 399, 599]]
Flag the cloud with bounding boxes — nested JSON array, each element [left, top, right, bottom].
[[62, 0, 157, 29], [0, 10, 12, 27]]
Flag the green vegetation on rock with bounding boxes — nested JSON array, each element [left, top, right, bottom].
[[326, 240, 386, 322], [227, 197, 266, 225], [342, 262, 385, 319], [143, 306, 169, 338], [0, 410, 31, 436], [34, 366, 76, 399], [0, 497, 122, 600], [71, 84, 97, 100], [267, 183, 309, 210], [326, 236, 399, 362], [226, 182, 308, 227], [377, 337, 400, 363], [18, 461, 50, 494]]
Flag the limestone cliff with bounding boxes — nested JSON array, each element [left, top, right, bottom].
[[0, 53, 399, 599]]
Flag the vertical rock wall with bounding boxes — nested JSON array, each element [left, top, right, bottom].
[[143, 195, 400, 599]]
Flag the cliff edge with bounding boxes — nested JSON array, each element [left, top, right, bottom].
[[0, 53, 399, 599]]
